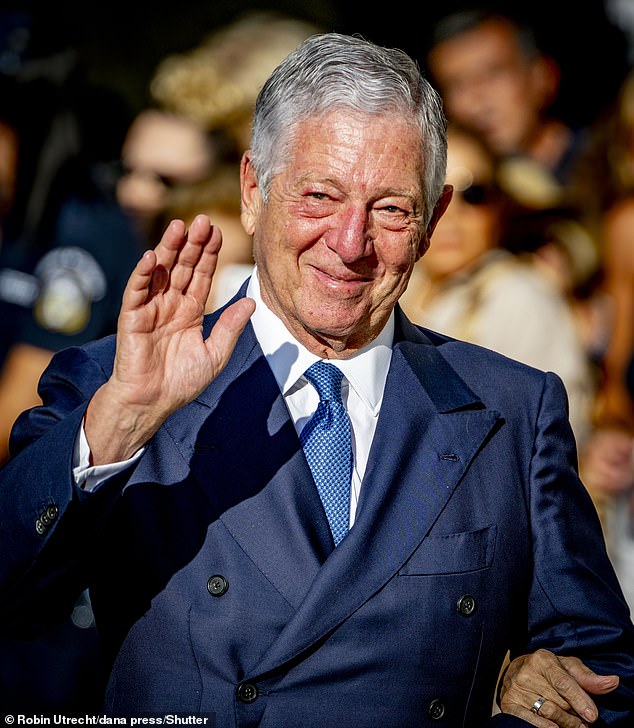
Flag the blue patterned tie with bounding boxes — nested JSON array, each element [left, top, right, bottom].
[[300, 361, 352, 546]]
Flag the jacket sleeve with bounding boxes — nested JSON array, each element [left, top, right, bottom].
[[0, 342, 127, 635], [519, 372, 634, 724]]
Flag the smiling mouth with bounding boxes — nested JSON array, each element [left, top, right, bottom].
[[310, 264, 373, 287]]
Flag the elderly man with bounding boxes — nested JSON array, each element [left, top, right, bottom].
[[0, 33, 632, 727]]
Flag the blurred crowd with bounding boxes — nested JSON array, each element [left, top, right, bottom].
[[404, 8, 634, 620], [0, 3, 632, 712]]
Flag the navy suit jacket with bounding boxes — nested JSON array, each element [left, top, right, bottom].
[[0, 297, 632, 727]]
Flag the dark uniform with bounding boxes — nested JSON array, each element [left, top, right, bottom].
[[0, 192, 142, 713], [0, 194, 142, 367]]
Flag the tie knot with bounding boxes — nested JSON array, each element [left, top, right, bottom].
[[304, 361, 344, 404]]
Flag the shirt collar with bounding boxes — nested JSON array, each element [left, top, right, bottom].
[[247, 268, 393, 416]]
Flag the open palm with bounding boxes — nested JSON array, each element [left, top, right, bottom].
[[86, 215, 254, 464]]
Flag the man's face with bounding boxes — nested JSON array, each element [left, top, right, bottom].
[[428, 19, 551, 155], [241, 110, 439, 356]]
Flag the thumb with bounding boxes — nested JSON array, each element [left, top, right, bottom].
[[205, 297, 256, 371]]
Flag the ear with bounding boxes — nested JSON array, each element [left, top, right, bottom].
[[240, 151, 263, 235], [417, 184, 453, 258]]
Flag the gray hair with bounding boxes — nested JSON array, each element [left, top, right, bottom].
[[249, 33, 447, 225]]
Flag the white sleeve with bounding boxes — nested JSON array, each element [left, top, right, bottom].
[[73, 422, 144, 492]]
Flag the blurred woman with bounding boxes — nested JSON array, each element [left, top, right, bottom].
[[401, 124, 595, 448]]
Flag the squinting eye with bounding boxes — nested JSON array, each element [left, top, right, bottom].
[[308, 192, 330, 200], [379, 205, 408, 216]]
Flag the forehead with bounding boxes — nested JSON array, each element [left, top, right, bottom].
[[280, 110, 424, 189]]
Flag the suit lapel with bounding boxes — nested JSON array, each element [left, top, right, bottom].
[[162, 317, 333, 610], [248, 309, 501, 677], [135, 291, 502, 677]]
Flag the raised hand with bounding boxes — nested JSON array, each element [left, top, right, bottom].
[[500, 649, 619, 727], [85, 215, 255, 464]]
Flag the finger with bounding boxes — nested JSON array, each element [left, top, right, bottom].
[[504, 693, 590, 728], [533, 665, 597, 723], [205, 297, 256, 372], [500, 652, 593, 723], [503, 683, 579, 724], [534, 697, 591, 728], [561, 656, 619, 694], [184, 222, 223, 305], [121, 249, 161, 312], [167, 214, 216, 293], [502, 701, 561, 728], [121, 219, 190, 307], [153, 218, 188, 270]]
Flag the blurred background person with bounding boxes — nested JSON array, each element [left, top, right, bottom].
[[567, 66, 634, 614], [113, 12, 322, 309], [115, 107, 217, 246], [501, 205, 608, 372], [0, 11, 141, 466], [0, 9, 141, 711], [149, 11, 322, 158], [401, 124, 596, 450], [423, 10, 634, 593], [425, 7, 587, 211], [0, 13, 321, 709], [569, 67, 634, 431], [160, 165, 254, 310]]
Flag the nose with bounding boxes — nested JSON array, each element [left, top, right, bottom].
[[326, 204, 372, 264]]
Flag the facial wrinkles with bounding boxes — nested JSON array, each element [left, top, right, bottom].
[[253, 111, 425, 356], [335, 123, 419, 232], [281, 129, 417, 266]]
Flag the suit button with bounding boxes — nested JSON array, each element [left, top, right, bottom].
[[428, 699, 445, 720], [236, 682, 258, 703], [207, 575, 229, 597], [456, 594, 476, 616], [36, 504, 59, 534]]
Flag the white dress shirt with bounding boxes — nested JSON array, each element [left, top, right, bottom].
[[75, 269, 394, 525], [247, 270, 393, 526]]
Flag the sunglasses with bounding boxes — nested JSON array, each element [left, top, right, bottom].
[[455, 183, 498, 206], [113, 160, 187, 190]]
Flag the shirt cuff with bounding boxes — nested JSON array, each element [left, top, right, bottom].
[[73, 421, 144, 491]]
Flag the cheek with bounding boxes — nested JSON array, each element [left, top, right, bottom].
[[265, 202, 328, 254], [375, 239, 421, 293]]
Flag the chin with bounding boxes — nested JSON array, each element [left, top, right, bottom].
[[302, 311, 362, 340]]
